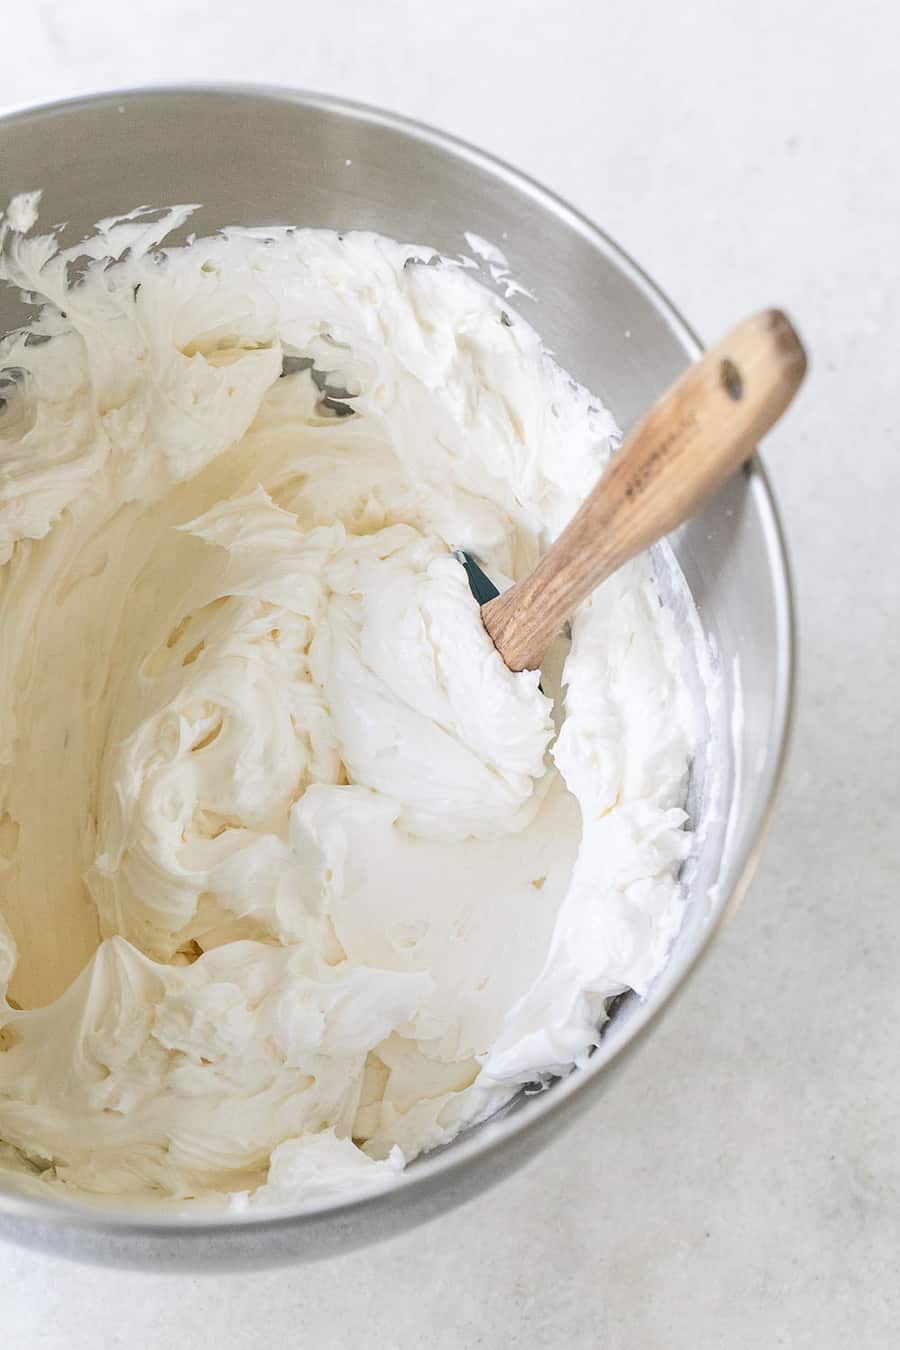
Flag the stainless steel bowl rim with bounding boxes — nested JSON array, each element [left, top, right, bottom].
[[0, 82, 796, 1238]]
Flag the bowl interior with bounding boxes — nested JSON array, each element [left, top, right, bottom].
[[0, 87, 792, 1251]]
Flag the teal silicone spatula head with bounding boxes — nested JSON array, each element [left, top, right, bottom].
[[453, 549, 500, 606]]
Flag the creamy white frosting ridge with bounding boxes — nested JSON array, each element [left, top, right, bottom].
[[0, 200, 694, 1208]]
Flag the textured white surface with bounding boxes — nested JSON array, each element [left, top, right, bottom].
[[1, 0, 898, 1345]]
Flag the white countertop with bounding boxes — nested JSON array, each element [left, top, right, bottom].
[[2, 1, 898, 1345]]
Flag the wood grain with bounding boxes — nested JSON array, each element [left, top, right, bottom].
[[482, 310, 807, 671]]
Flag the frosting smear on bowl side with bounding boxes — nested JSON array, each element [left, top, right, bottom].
[[0, 200, 694, 1208]]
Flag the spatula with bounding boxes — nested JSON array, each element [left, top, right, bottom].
[[460, 310, 806, 671]]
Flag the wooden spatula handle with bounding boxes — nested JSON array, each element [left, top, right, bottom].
[[482, 309, 806, 671]]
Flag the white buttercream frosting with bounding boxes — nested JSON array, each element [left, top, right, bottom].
[[0, 199, 694, 1208]]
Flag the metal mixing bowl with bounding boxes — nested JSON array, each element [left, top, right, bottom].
[[0, 86, 794, 1270]]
